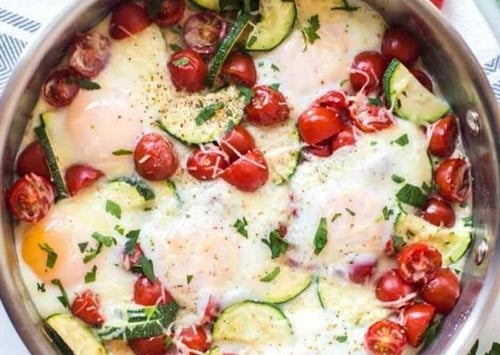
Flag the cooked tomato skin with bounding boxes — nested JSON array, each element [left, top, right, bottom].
[[123, 243, 145, 272], [332, 126, 356, 152], [16, 141, 51, 180], [349, 104, 394, 133], [128, 335, 167, 355], [109, 2, 151, 40], [410, 69, 433, 93], [402, 303, 436, 347], [168, 49, 208, 93], [420, 197, 455, 227], [350, 51, 387, 92], [421, 268, 460, 314], [68, 32, 111, 78], [245, 86, 290, 126], [375, 269, 417, 303], [298, 107, 345, 145], [200, 295, 220, 325], [430, 0, 445, 9], [179, 326, 211, 353], [428, 115, 458, 158], [186, 147, 229, 181], [65, 164, 104, 196], [134, 275, 174, 306], [381, 27, 421, 66], [134, 133, 178, 181], [42, 68, 80, 107], [313, 90, 349, 111], [8, 173, 55, 223], [348, 261, 376, 284], [70, 289, 104, 327], [220, 125, 256, 162], [434, 158, 470, 202], [183, 12, 227, 55], [221, 52, 257, 87], [302, 139, 333, 158], [397, 243, 442, 285], [365, 319, 407, 355], [145, 0, 185, 27], [222, 149, 269, 192]]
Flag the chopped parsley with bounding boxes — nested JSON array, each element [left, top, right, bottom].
[[78, 242, 88, 253], [36, 283, 46, 293], [392, 133, 409, 146], [270, 83, 281, 90], [39, 243, 57, 269], [391, 174, 405, 184], [271, 63, 280, 72], [422, 319, 441, 350], [105, 199, 122, 219], [368, 97, 382, 106], [331, 212, 342, 222], [91, 232, 116, 247], [114, 224, 125, 236], [260, 266, 281, 282], [382, 206, 394, 221], [194, 102, 225, 126], [225, 120, 235, 135], [139, 256, 155, 283], [392, 235, 406, 252], [85, 265, 98, 283], [301, 15, 321, 49], [396, 183, 428, 208], [237, 85, 254, 105], [82, 232, 116, 263], [186, 275, 193, 285], [463, 216, 473, 227], [345, 208, 356, 216], [169, 43, 182, 52], [51, 279, 69, 308], [73, 78, 101, 90], [331, 0, 359, 12], [172, 57, 189, 67], [233, 217, 249, 238], [335, 335, 348, 343], [112, 149, 133, 156], [125, 229, 141, 255], [313, 217, 328, 255], [261, 230, 289, 259]]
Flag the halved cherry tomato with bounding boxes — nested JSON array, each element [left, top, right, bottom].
[[350, 51, 387, 92], [375, 269, 417, 303], [182, 12, 227, 55], [134, 275, 174, 306], [421, 268, 460, 314], [16, 141, 50, 180], [365, 319, 407, 355], [186, 147, 229, 181], [245, 86, 290, 126], [220, 125, 256, 162], [68, 32, 111, 78], [221, 52, 257, 87], [428, 115, 457, 158], [381, 27, 421, 67], [434, 158, 470, 202], [313, 90, 349, 111], [179, 326, 211, 353], [42, 68, 80, 107], [298, 107, 345, 145], [168, 49, 208, 92], [123, 243, 145, 272], [348, 261, 376, 284], [128, 335, 168, 355], [200, 295, 220, 325], [349, 103, 394, 133], [402, 303, 436, 347], [332, 126, 356, 152], [109, 2, 151, 40], [430, 0, 445, 9], [302, 139, 333, 158], [65, 164, 104, 196], [134, 133, 178, 181], [70, 289, 104, 327], [420, 197, 455, 228], [8, 173, 55, 223], [222, 149, 269, 192], [410, 69, 433, 93], [145, 0, 185, 27], [397, 242, 442, 285]]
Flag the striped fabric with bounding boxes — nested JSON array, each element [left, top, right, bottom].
[[0, 8, 40, 33]]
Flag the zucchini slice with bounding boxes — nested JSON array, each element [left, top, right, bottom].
[[192, 0, 219, 10], [394, 213, 472, 264], [213, 301, 293, 345], [383, 59, 450, 123], [255, 265, 312, 304], [206, 347, 222, 355], [44, 313, 106, 355]]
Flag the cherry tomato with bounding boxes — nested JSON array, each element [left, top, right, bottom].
[[186, 147, 229, 181], [410, 69, 433, 93], [348, 261, 376, 284], [365, 320, 407, 355], [134, 275, 174, 306], [397, 242, 442, 285], [128, 335, 168, 355], [350, 51, 387, 92], [421, 268, 460, 314], [109, 2, 151, 40], [313, 90, 349, 111], [168, 49, 208, 92], [298, 107, 345, 145], [434, 158, 470, 202], [183, 12, 227, 55], [145, 0, 185, 27], [375, 269, 417, 303], [42, 68, 80, 107], [16, 141, 50, 180], [402, 303, 436, 347], [420, 197, 455, 228], [430, 0, 445, 9], [349, 103, 394, 133], [302, 138, 333, 158], [134, 133, 178, 181], [7, 173, 55, 223], [70, 289, 104, 327], [428, 115, 458, 158], [245, 85, 290, 126], [332, 126, 356, 152], [381, 27, 421, 66], [65, 164, 104, 196], [220, 125, 256, 162], [68, 32, 111, 78], [200, 295, 220, 325], [222, 149, 269, 192], [123, 243, 145, 272], [179, 326, 211, 353], [221, 52, 257, 87]]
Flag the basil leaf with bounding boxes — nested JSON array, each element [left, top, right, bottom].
[[39, 243, 57, 269], [233, 217, 249, 238], [260, 266, 281, 282], [391, 174, 405, 184], [194, 102, 225, 126], [392, 134, 409, 146], [105, 199, 122, 219], [396, 183, 428, 208], [140, 256, 155, 283], [261, 230, 289, 259], [85, 265, 98, 283], [91, 232, 116, 247], [313, 217, 328, 255], [51, 279, 69, 308], [125, 229, 141, 255]]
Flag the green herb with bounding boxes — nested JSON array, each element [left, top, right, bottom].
[[225, 120, 235, 135], [91, 232, 116, 247], [345, 208, 356, 216], [271, 63, 280, 72], [463, 216, 473, 227], [485, 342, 500, 355], [392, 134, 409, 146], [331, 212, 342, 222], [247, 35, 258, 48], [36, 283, 46, 293], [391, 174, 405, 184], [396, 183, 428, 208], [370, 141, 378, 146], [140, 256, 155, 283], [313, 217, 328, 255], [237, 85, 254, 105], [105, 199, 122, 219], [331, 0, 359, 12], [422, 181, 432, 194], [83, 243, 103, 263], [172, 57, 189, 67], [368, 97, 382, 106], [233, 217, 249, 238], [186, 275, 193, 285], [85, 265, 98, 283], [468, 340, 479, 355], [169, 44, 182, 52], [147, 0, 163, 18], [78, 242, 88, 253], [39, 243, 57, 269], [125, 229, 141, 255], [260, 266, 281, 282], [114, 225, 125, 236], [112, 149, 132, 156], [270, 83, 281, 90], [195, 102, 225, 126], [51, 279, 69, 308], [301, 15, 321, 49], [112, 176, 156, 201], [422, 319, 441, 350], [335, 335, 348, 343], [73, 78, 101, 90], [393, 235, 406, 251], [382, 206, 394, 221], [261, 230, 289, 259]]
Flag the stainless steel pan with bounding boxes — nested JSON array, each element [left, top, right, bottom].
[[0, 0, 498, 354]]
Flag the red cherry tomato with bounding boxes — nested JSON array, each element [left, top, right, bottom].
[[182, 12, 227, 55], [421, 268, 460, 314], [7, 173, 55, 223], [220, 125, 256, 162], [298, 107, 345, 145], [123, 243, 145, 272], [410, 69, 433, 93], [375, 269, 417, 303], [186, 147, 229, 181], [332, 126, 356, 152], [381, 27, 421, 67], [428, 115, 458, 158], [16, 141, 51, 180], [222, 149, 269, 192], [145, 0, 185, 27], [313, 90, 349, 111], [420, 197, 455, 228], [134, 133, 178, 181], [68, 32, 111, 78], [348, 261, 376, 284], [365, 320, 407, 355], [350, 51, 387, 92], [430, 0, 445, 9], [70, 289, 104, 327], [221, 52, 257, 87], [128, 335, 168, 355], [434, 158, 470, 203], [302, 138, 333, 158], [397, 242, 442, 285], [349, 103, 394, 133], [168, 49, 208, 92], [200, 295, 220, 325], [402, 303, 436, 347], [42, 68, 80, 107], [109, 2, 151, 40], [179, 326, 211, 353], [65, 164, 104, 196], [134, 275, 174, 306], [245, 86, 290, 126]]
